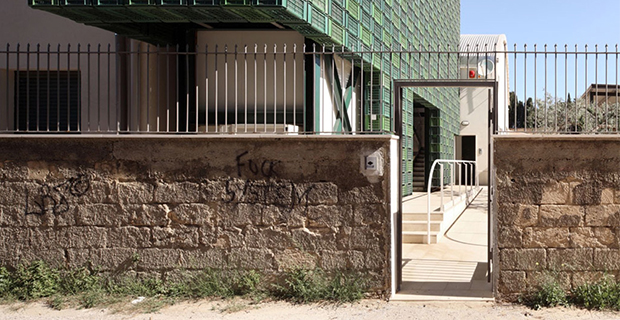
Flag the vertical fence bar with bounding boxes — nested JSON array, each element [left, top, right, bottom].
[[86, 44, 91, 131], [585, 45, 588, 132], [534, 44, 538, 132], [205, 44, 209, 132], [575, 45, 578, 132], [513, 44, 517, 131], [263, 44, 267, 132], [97, 44, 101, 132], [195, 46, 198, 133], [254, 44, 258, 132], [36, 44, 40, 132], [617, 44, 619, 132], [56, 44, 60, 132], [565, 44, 568, 132], [156, 45, 160, 133], [283, 44, 287, 130], [244, 44, 248, 133], [186, 44, 190, 133], [605, 45, 609, 132], [554, 44, 557, 132], [47, 44, 51, 132], [77, 44, 81, 132], [293, 43, 297, 130], [544, 44, 548, 132], [166, 44, 171, 133], [524, 44, 527, 131], [5, 44, 9, 132], [146, 44, 150, 132], [234, 45, 238, 133], [273, 44, 277, 132], [26, 44, 30, 131], [595, 45, 599, 131], [67, 44, 71, 131]]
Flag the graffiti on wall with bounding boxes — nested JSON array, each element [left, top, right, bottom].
[[24, 174, 91, 216], [227, 151, 315, 213]]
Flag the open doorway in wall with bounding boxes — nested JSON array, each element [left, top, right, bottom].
[[412, 106, 427, 192], [456, 135, 476, 185], [394, 81, 496, 301]]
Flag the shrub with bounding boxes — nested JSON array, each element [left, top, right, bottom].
[[11, 261, 60, 300], [571, 276, 620, 310]]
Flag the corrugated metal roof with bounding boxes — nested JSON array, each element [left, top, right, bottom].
[[460, 34, 507, 52]]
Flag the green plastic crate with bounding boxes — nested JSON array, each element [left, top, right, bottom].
[[329, 2, 344, 25], [328, 19, 344, 45], [229, 6, 274, 22], [254, 0, 306, 23], [345, 13, 359, 36], [345, 0, 358, 20]]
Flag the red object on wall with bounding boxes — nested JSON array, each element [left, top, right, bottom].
[[469, 70, 476, 78]]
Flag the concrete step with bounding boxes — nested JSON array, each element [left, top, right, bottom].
[[402, 221, 441, 232], [403, 212, 444, 221], [403, 231, 438, 244]]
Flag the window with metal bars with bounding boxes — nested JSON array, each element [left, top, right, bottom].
[[14, 70, 80, 132]]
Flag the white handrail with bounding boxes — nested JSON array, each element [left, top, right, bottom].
[[426, 159, 478, 244]]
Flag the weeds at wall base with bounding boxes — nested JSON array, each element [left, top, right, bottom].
[[0, 261, 367, 312], [521, 274, 620, 311]]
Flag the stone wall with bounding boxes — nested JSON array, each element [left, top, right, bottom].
[[0, 136, 393, 294], [495, 136, 620, 300]]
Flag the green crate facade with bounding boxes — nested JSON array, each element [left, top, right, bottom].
[[29, 0, 460, 196]]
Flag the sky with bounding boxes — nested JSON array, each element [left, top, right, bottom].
[[461, 0, 620, 100], [461, 0, 620, 47]]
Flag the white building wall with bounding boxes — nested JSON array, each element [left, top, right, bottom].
[[0, 1, 116, 132]]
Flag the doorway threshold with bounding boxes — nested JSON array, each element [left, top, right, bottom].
[[393, 187, 493, 301]]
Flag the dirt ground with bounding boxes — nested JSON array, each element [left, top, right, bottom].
[[1, 298, 619, 320]]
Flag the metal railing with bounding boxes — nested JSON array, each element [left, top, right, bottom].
[[1, 41, 618, 135], [426, 159, 479, 244]]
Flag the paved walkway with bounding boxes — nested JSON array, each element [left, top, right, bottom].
[[394, 187, 492, 301]]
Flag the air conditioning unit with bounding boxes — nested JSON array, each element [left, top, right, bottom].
[[218, 124, 300, 134]]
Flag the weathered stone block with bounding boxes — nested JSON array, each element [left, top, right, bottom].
[[178, 249, 228, 270], [570, 227, 616, 248], [152, 226, 199, 249], [155, 182, 201, 204], [539, 205, 583, 227], [274, 249, 317, 271], [107, 227, 151, 248], [573, 181, 603, 205], [499, 248, 546, 270], [75, 204, 122, 227], [585, 205, 620, 227], [217, 203, 262, 227], [523, 227, 570, 248], [138, 248, 182, 269], [348, 250, 365, 270], [350, 227, 383, 250], [60, 227, 108, 249], [338, 185, 383, 204], [117, 182, 154, 204], [594, 249, 620, 270], [290, 227, 338, 252], [18, 248, 66, 267], [68, 248, 137, 270], [365, 246, 387, 271], [498, 226, 523, 248], [306, 205, 352, 228], [572, 272, 614, 288], [526, 271, 571, 291], [498, 203, 539, 227], [123, 204, 169, 227], [496, 180, 544, 205], [169, 203, 214, 226], [244, 227, 294, 250], [541, 182, 570, 204], [548, 248, 594, 271], [601, 188, 615, 204], [353, 204, 387, 227], [300, 183, 338, 205], [499, 271, 526, 293], [261, 205, 304, 228], [319, 250, 348, 270], [229, 248, 275, 269], [0, 182, 32, 207], [74, 181, 117, 204]]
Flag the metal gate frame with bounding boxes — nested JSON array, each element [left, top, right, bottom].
[[393, 79, 499, 294]]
